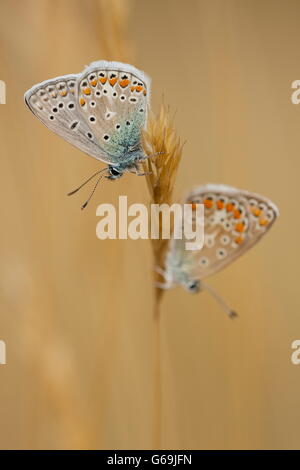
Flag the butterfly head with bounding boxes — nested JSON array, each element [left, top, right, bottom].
[[106, 165, 124, 180], [185, 279, 201, 294]]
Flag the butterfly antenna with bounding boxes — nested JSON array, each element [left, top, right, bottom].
[[201, 281, 238, 319], [81, 174, 103, 210], [67, 168, 107, 196]]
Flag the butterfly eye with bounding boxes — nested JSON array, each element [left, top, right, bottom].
[[110, 167, 121, 176], [187, 280, 200, 293]]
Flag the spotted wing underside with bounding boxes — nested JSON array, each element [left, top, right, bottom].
[[76, 61, 150, 164], [24, 74, 111, 162], [24, 61, 150, 166], [169, 184, 279, 281]]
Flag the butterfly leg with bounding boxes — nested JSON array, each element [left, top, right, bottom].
[[138, 151, 165, 161], [155, 266, 167, 277], [155, 280, 173, 290], [132, 162, 152, 176], [154, 266, 174, 290]]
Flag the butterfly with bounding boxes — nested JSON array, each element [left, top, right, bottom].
[[24, 60, 151, 208], [156, 184, 279, 317]]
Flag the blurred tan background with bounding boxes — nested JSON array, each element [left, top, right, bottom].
[[0, 0, 299, 449]]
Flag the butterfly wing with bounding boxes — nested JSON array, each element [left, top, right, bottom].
[[167, 184, 279, 282], [24, 73, 119, 164], [75, 61, 150, 165]]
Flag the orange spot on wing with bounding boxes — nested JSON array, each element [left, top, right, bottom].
[[91, 79, 97, 87], [79, 97, 86, 106], [120, 79, 129, 88], [251, 207, 261, 217], [83, 87, 91, 95], [234, 209, 242, 219], [203, 199, 214, 209], [216, 200, 224, 210], [136, 85, 143, 92], [235, 222, 245, 233], [235, 236, 244, 244], [99, 77, 107, 84], [109, 78, 117, 86], [143, 89, 147, 96], [226, 203, 234, 212], [59, 90, 67, 97], [259, 219, 268, 226], [131, 86, 136, 92]]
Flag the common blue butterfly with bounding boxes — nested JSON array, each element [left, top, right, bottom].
[[24, 61, 151, 208], [157, 184, 279, 317]]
